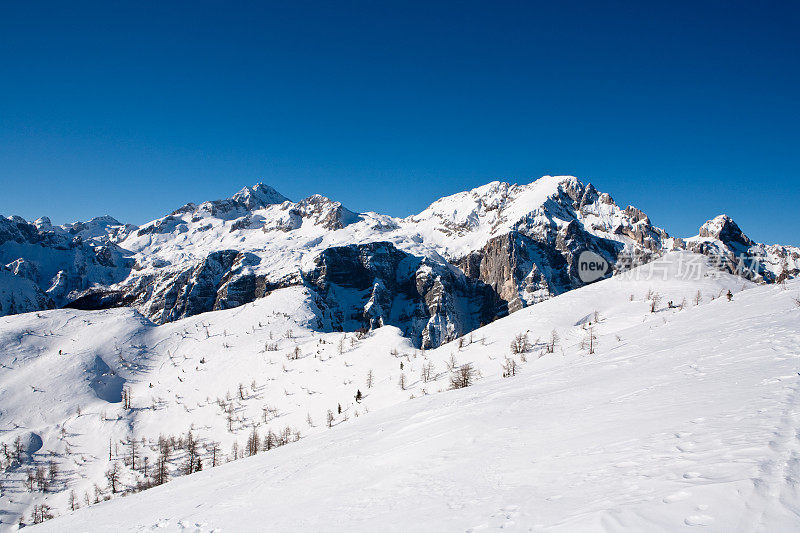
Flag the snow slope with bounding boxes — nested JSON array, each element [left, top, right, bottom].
[[0, 269, 54, 316], [1, 252, 798, 530]]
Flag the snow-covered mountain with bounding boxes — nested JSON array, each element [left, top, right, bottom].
[[682, 214, 799, 283], [1, 252, 798, 531], [4, 176, 794, 349]]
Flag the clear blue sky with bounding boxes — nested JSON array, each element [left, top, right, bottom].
[[1, 1, 798, 244]]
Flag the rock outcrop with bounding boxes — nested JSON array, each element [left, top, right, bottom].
[[302, 242, 503, 348]]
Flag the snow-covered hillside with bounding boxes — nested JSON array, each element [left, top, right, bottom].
[[2, 252, 799, 530]]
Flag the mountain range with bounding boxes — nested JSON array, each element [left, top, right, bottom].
[[2, 176, 796, 348]]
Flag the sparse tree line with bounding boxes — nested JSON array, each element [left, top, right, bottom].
[[11, 416, 306, 526], [0, 437, 27, 470], [5, 319, 526, 525], [635, 287, 737, 313]]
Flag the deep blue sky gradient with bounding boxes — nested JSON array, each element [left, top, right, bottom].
[[1, 1, 798, 244]]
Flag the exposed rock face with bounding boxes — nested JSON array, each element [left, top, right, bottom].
[[303, 242, 503, 348], [166, 183, 289, 223], [455, 233, 569, 312], [448, 179, 666, 312], [117, 251, 275, 323], [230, 183, 289, 210], [296, 195, 362, 230], [69, 249, 291, 323], [70, 241, 503, 348]]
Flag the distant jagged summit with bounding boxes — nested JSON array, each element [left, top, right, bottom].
[[685, 214, 798, 283], [231, 183, 290, 210], [698, 214, 753, 248]]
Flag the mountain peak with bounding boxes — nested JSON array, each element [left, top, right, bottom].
[[231, 183, 290, 210], [698, 214, 752, 247], [296, 194, 361, 229]]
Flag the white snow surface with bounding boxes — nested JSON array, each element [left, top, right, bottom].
[[0, 252, 798, 531]]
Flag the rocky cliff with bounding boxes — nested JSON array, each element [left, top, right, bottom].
[[302, 242, 502, 347]]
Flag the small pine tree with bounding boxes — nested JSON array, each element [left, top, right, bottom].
[[129, 438, 138, 471], [226, 405, 235, 432], [155, 441, 170, 485], [105, 462, 120, 494], [583, 326, 597, 354], [48, 460, 58, 482], [208, 441, 220, 467], [185, 431, 198, 474], [421, 361, 435, 383], [502, 357, 518, 377], [449, 363, 478, 389], [68, 489, 79, 511], [263, 430, 278, 451], [547, 330, 559, 353], [650, 292, 661, 313], [246, 426, 260, 457], [510, 332, 531, 354]]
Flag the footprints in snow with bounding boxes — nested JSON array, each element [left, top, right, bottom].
[[466, 505, 520, 531], [684, 513, 714, 526], [151, 518, 220, 532], [664, 427, 716, 526], [674, 431, 698, 454], [662, 489, 714, 526]]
